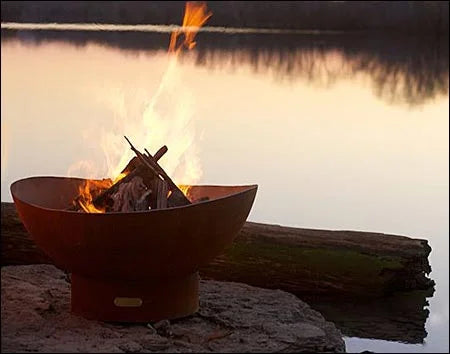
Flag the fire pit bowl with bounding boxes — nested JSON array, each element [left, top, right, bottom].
[[11, 176, 257, 322]]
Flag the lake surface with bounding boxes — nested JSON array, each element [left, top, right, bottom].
[[1, 27, 448, 352]]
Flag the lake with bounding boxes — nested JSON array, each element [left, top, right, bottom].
[[1, 27, 448, 352]]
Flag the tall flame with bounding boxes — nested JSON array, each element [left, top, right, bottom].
[[169, 2, 212, 53], [69, 1, 212, 212]]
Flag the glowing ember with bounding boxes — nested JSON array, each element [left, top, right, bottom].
[[69, 1, 212, 213]]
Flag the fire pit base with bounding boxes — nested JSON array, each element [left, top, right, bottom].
[[71, 272, 199, 322]]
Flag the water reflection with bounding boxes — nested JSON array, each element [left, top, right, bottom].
[[2, 29, 448, 106], [307, 288, 434, 344], [1, 28, 448, 353]]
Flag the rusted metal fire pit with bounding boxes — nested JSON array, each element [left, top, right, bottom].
[[11, 176, 257, 322]]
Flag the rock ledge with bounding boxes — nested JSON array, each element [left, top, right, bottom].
[[1, 265, 345, 352]]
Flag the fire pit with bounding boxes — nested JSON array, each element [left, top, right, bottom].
[[11, 176, 257, 322]]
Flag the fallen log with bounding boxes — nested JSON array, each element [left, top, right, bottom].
[[1, 202, 433, 297], [200, 222, 434, 298]]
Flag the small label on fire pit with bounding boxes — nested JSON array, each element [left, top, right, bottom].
[[113, 297, 143, 307]]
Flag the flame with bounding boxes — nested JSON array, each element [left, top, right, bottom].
[[178, 184, 191, 197], [101, 1, 211, 184], [169, 2, 212, 53], [75, 179, 112, 213], [113, 172, 127, 184], [69, 1, 211, 212]]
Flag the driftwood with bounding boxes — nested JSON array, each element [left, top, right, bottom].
[[200, 222, 434, 298], [1, 202, 433, 299]]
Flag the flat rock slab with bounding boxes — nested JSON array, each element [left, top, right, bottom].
[[1, 265, 345, 353]]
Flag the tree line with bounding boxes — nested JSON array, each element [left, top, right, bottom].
[[1, 1, 448, 35]]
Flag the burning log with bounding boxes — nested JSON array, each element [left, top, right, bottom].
[[124, 136, 191, 207], [110, 176, 148, 212], [156, 179, 169, 209], [67, 178, 114, 212], [90, 165, 154, 211], [92, 144, 169, 211], [118, 144, 168, 177], [69, 138, 190, 213], [146, 146, 168, 163]]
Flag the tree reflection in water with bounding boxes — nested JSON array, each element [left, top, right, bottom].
[[1, 29, 448, 106]]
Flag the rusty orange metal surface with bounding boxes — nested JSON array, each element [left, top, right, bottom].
[[11, 176, 257, 322]]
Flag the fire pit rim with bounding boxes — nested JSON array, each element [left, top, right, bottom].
[[10, 175, 258, 214]]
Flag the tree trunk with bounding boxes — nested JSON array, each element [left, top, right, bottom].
[[1, 202, 433, 297]]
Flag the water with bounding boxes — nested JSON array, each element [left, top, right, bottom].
[[1, 27, 448, 352]]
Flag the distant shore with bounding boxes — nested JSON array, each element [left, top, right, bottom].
[[1, 1, 448, 35]]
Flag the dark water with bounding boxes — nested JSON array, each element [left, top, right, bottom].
[[1, 27, 448, 352]]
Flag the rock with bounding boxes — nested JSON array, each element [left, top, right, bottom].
[[152, 319, 172, 337], [146, 323, 157, 335], [1, 265, 345, 353]]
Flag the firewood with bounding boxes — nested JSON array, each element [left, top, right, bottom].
[[121, 157, 141, 175], [147, 146, 168, 162], [124, 136, 159, 176], [124, 136, 191, 206], [91, 145, 167, 211], [110, 176, 148, 212], [72, 197, 89, 212], [91, 165, 154, 211], [156, 179, 169, 209], [148, 178, 158, 210], [135, 189, 152, 211], [167, 191, 191, 207], [69, 137, 187, 212], [67, 178, 113, 212], [121, 145, 168, 175]]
